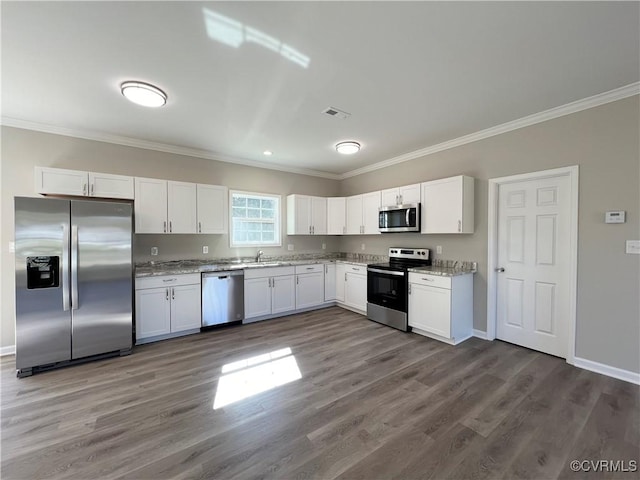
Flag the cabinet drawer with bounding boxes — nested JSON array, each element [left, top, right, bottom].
[[409, 272, 451, 289], [244, 266, 295, 279], [295, 264, 324, 274], [136, 273, 201, 290], [343, 263, 366, 275]]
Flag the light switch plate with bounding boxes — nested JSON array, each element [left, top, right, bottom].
[[202, 246, 208, 254], [605, 211, 626, 223], [626, 240, 640, 254], [322, 243, 326, 250], [288, 244, 294, 251], [436, 245, 442, 254], [151, 246, 158, 256]]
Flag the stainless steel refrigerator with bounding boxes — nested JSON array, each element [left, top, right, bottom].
[[15, 197, 133, 377]]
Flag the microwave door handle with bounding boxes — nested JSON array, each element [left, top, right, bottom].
[[406, 208, 410, 226]]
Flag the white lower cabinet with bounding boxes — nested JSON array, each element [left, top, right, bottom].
[[335, 262, 367, 313], [135, 274, 201, 343], [408, 272, 473, 345], [244, 267, 296, 322], [295, 264, 324, 309], [324, 263, 336, 301]]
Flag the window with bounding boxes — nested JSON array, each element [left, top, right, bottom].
[[230, 190, 281, 247]]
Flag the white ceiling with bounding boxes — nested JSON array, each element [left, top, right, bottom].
[[2, 2, 639, 178]]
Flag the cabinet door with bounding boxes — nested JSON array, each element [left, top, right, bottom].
[[134, 177, 168, 233], [244, 277, 272, 319], [287, 195, 311, 235], [135, 288, 171, 340], [170, 284, 202, 332], [272, 275, 296, 314], [35, 167, 88, 196], [324, 264, 336, 301], [296, 272, 324, 309], [399, 183, 421, 204], [197, 184, 228, 234], [311, 196, 327, 235], [335, 263, 346, 302], [381, 188, 400, 206], [408, 283, 451, 338], [345, 195, 363, 235], [421, 176, 474, 234], [345, 272, 367, 311], [168, 181, 197, 234], [327, 197, 346, 235], [89, 172, 134, 199], [362, 191, 381, 234]]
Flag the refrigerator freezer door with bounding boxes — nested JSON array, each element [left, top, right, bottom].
[[15, 197, 72, 369], [71, 200, 133, 359]]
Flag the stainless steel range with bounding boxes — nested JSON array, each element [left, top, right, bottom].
[[367, 247, 431, 331]]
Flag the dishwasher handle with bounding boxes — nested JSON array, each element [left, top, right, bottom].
[[203, 270, 244, 278]]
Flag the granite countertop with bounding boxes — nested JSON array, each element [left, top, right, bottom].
[[135, 253, 384, 278], [407, 265, 476, 277]]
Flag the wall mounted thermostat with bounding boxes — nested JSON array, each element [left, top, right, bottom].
[[605, 211, 626, 224]]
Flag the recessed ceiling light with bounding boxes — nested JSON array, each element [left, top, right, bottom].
[[336, 141, 360, 155], [263, 150, 273, 156], [121, 81, 167, 107]]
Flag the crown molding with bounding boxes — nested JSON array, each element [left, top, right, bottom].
[[339, 82, 640, 179], [3, 82, 638, 182], [0, 118, 342, 181]]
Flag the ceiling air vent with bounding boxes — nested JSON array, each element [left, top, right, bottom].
[[322, 107, 351, 120]]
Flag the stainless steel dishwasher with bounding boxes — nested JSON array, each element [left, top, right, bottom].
[[202, 270, 244, 327]]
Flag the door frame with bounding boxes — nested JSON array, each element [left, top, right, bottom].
[[486, 165, 579, 365]]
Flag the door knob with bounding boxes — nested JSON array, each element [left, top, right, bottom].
[[495, 267, 505, 273]]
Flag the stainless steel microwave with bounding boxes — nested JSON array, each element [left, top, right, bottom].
[[378, 203, 420, 232]]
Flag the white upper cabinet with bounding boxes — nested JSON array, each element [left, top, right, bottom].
[[421, 175, 474, 234], [380, 183, 421, 206], [35, 167, 133, 199], [196, 184, 228, 234], [286, 194, 327, 235], [167, 181, 197, 234], [346, 192, 381, 235], [327, 197, 346, 235], [135, 177, 168, 234]]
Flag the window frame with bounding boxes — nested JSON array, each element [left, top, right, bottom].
[[229, 189, 282, 248]]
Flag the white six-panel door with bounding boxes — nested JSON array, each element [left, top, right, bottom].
[[496, 175, 571, 358]]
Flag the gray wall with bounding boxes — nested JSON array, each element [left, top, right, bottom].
[[0, 127, 340, 349], [340, 96, 640, 373], [2, 95, 638, 374]]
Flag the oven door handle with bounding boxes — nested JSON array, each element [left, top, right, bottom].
[[367, 268, 405, 276]]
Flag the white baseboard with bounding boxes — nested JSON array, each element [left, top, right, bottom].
[[0, 345, 16, 356], [473, 329, 488, 340], [574, 356, 640, 385]]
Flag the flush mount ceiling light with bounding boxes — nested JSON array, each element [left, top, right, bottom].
[[263, 150, 273, 156], [335, 141, 360, 155], [120, 81, 167, 107]]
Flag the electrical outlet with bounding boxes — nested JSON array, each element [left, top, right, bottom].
[[361, 243, 366, 251], [202, 246, 209, 254], [288, 244, 294, 251], [436, 245, 442, 254], [322, 243, 326, 250], [151, 246, 158, 256]]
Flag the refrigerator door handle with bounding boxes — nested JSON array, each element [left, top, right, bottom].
[[62, 224, 70, 311], [71, 224, 79, 310]]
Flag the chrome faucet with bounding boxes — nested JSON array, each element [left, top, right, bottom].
[[256, 250, 264, 263]]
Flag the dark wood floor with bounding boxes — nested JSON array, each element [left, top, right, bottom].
[[1, 307, 638, 480]]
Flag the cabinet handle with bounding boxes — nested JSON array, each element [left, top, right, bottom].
[[169, 221, 172, 233], [306, 267, 314, 270], [83, 183, 87, 195], [325, 265, 328, 274], [495, 268, 505, 273], [345, 273, 347, 281], [162, 278, 176, 283], [270, 278, 273, 287], [199, 222, 202, 233], [296, 275, 299, 285], [399, 194, 403, 204], [172, 288, 175, 300], [421, 277, 434, 282], [312, 226, 315, 234], [166, 288, 169, 300], [352, 267, 360, 271], [343, 226, 346, 234], [408, 283, 411, 294], [458, 220, 462, 233], [90, 184, 95, 196], [163, 221, 167, 233]]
